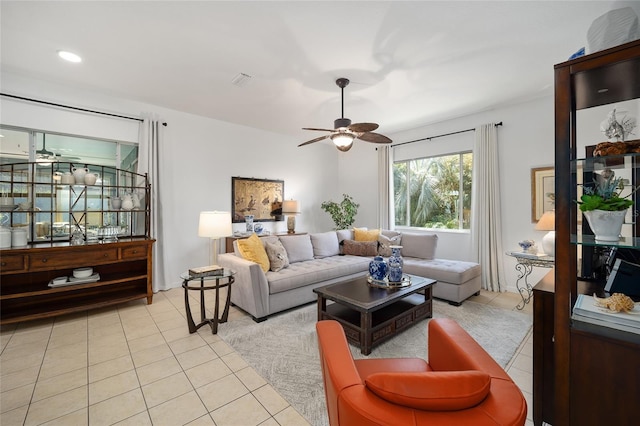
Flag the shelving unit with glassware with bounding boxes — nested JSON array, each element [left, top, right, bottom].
[[0, 162, 155, 325], [532, 40, 640, 426]]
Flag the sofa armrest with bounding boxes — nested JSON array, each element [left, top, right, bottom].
[[218, 253, 270, 320]]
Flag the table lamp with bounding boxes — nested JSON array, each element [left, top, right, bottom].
[[281, 200, 300, 234], [535, 210, 555, 256], [198, 211, 232, 265]]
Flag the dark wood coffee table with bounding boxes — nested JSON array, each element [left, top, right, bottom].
[[313, 274, 436, 355]]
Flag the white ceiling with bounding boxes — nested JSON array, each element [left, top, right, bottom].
[[0, 1, 630, 145]]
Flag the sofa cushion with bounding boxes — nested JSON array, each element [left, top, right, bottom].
[[336, 229, 353, 243], [378, 234, 402, 257], [237, 233, 270, 272], [400, 233, 438, 260], [310, 231, 340, 258], [354, 227, 380, 242], [364, 370, 491, 411], [265, 239, 290, 272], [343, 240, 378, 256], [403, 258, 481, 285], [267, 255, 370, 294], [279, 234, 314, 263]]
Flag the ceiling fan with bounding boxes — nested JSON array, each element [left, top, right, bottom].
[[36, 135, 80, 163], [298, 78, 392, 152]]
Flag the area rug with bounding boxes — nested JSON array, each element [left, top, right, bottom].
[[218, 299, 532, 426]]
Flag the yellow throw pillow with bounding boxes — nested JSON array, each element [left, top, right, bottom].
[[354, 227, 380, 242], [237, 233, 270, 272]]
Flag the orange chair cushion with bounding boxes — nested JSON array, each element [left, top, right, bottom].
[[364, 370, 491, 411]]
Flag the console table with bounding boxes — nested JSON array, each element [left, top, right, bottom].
[[505, 251, 554, 309]]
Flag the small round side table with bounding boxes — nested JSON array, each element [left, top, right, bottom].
[[181, 269, 235, 334]]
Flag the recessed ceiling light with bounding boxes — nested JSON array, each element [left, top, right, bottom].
[[58, 50, 82, 63]]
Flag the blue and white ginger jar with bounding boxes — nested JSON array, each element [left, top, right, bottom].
[[369, 256, 388, 281]]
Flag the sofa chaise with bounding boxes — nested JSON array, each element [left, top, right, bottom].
[[218, 229, 481, 322]]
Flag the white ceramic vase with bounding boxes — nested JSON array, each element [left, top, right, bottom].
[[583, 209, 627, 242]]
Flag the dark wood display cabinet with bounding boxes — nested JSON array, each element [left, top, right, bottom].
[[534, 39, 640, 425], [0, 162, 155, 324]]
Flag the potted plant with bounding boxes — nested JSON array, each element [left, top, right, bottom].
[[321, 194, 359, 230], [577, 170, 637, 241]]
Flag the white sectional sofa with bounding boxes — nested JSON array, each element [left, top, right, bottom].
[[218, 229, 481, 322]]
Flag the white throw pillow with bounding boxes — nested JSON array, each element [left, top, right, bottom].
[[310, 231, 340, 258], [279, 234, 314, 263], [378, 234, 402, 257], [265, 239, 290, 272]]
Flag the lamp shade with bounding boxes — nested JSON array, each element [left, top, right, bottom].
[[282, 200, 300, 214], [535, 210, 555, 231], [198, 211, 232, 238]]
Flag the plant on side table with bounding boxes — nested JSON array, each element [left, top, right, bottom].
[[321, 193, 359, 230], [577, 169, 637, 241]]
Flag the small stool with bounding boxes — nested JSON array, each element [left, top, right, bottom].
[[181, 270, 235, 334]]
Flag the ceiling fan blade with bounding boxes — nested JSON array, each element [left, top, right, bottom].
[[298, 134, 331, 147], [357, 132, 392, 144], [302, 127, 334, 132], [348, 122, 379, 133]]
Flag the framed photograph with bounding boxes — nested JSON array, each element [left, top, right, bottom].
[[531, 166, 555, 222], [232, 177, 284, 223]]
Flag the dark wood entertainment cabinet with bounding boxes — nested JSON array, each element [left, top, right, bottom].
[[538, 39, 640, 425], [1, 239, 155, 325]]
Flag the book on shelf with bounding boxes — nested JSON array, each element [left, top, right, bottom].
[[188, 265, 224, 278], [572, 294, 640, 334]]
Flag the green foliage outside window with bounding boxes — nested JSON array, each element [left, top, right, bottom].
[[394, 153, 472, 230]]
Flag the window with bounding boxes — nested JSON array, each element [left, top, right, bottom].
[[0, 126, 137, 170], [394, 152, 472, 230]]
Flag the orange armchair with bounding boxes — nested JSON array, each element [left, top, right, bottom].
[[316, 318, 527, 425]]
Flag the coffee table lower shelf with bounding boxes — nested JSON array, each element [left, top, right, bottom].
[[319, 294, 432, 355]]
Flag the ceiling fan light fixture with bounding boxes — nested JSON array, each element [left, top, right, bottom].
[[57, 50, 82, 63], [331, 133, 354, 148]]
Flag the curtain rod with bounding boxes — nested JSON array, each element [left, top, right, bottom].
[[0, 93, 167, 126], [391, 121, 502, 148]]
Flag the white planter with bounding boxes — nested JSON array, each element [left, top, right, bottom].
[[583, 209, 627, 242]]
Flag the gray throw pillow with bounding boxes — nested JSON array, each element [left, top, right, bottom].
[[265, 239, 290, 272], [378, 234, 402, 257]]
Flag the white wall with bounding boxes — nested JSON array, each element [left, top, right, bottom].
[[1, 72, 343, 288], [4, 71, 581, 294], [339, 96, 557, 292]]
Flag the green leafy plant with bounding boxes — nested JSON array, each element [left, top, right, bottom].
[[321, 194, 359, 230], [577, 173, 636, 212]]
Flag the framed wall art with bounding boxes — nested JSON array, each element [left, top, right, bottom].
[[231, 177, 284, 223], [531, 166, 555, 222]]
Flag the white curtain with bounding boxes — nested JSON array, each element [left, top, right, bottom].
[[377, 145, 392, 229], [138, 115, 169, 292], [471, 123, 506, 292]]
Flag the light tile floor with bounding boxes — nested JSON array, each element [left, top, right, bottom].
[[1, 288, 534, 426]]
